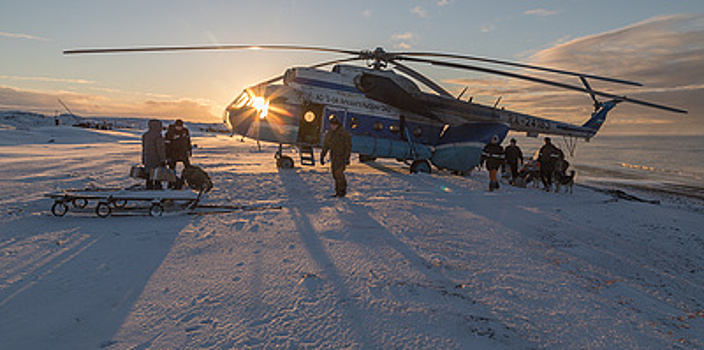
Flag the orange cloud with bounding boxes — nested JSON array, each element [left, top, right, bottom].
[[0, 85, 220, 122], [441, 14, 704, 134]]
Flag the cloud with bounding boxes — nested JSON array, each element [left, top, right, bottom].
[[481, 24, 493, 33], [362, 9, 372, 19], [0, 31, 48, 41], [392, 32, 414, 41], [0, 85, 219, 122], [0, 75, 94, 85], [524, 9, 559, 17], [442, 14, 704, 134], [391, 32, 417, 49], [437, 0, 450, 6], [411, 6, 427, 18]]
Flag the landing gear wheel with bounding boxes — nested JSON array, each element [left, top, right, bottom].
[[113, 199, 127, 208], [149, 203, 164, 217], [96, 202, 111, 218], [410, 159, 432, 174], [72, 198, 88, 209], [359, 154, 377, 163], [277, 156, 294, 169], [51, 202, 69, 217]]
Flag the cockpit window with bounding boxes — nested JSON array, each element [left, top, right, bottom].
[[232, 92, 250, 109]]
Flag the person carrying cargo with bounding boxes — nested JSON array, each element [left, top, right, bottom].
[[142, 119, 167, 190]]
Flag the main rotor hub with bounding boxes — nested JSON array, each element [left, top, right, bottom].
[[361, 47, 392, 70]]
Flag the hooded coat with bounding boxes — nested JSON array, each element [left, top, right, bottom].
[[142, 119, 166, 169]]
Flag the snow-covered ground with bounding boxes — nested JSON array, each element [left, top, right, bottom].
[[1, 120, 703, 349]]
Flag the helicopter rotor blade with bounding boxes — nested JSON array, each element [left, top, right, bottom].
[[64, 44, 362, 56], [397, 56, 687, 114], [395, 51, 643, 87], [389, 60, 453, 97]]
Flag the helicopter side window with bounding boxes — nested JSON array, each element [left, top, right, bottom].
[[389, 124, 400, 134], [373, 121, 383, 131]]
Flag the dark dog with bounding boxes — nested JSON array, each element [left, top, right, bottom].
[[553, 169, 575, 194], [514, 160, 541, 188]]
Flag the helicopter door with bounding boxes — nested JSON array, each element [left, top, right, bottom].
[[297, 103, 324, 145]]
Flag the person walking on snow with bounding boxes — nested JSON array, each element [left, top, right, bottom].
[[481, 135, 505, 191], [504, 138, 523, 185], [538, 137, 563, 191], [320, 115, 352, 197], [142, 119, 166, 190]]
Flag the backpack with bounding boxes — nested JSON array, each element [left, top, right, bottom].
[[182, 165, 213, 192]]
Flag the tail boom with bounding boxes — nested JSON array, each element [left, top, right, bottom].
[[495, 100, 619, 139]]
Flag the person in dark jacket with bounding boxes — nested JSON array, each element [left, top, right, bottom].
[[142, 119, 166, 189], [165, 119, 192, 169], [504, 138, 523, 185], [320, 115, 352, 197], [538, 137, 563, 191], [481, 135, 505, 191]]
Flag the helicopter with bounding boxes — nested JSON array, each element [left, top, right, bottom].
[[64, 45, 687, 173]]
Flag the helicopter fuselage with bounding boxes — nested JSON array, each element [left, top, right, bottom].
[[225, 64, 611, 172]]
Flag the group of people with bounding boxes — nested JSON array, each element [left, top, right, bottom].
[[141, 119, 192, 189], [141, 115, 570, 196], [319, 117, 573, 196], [481, 136, 568, 192]]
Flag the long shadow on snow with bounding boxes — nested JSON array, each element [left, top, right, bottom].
[[277, 168, 372, 348], [281, 164, 522, 346], [0, 213, 189, 350]]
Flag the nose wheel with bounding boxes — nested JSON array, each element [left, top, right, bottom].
[[276, 156, 294, 169], [410, 159, 432, 174]]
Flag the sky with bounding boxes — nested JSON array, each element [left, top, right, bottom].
[[1, 0, 703, 134]]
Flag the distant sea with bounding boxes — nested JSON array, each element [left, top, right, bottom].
[[509, 134, 704, 201]]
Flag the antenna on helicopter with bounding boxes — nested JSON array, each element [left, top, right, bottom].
[[456, 86, 469, 100], [493, 96, 502, 109]]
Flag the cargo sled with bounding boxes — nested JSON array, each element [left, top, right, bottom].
[[45, 186, 203, 218]]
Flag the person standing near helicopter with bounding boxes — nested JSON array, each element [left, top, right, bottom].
[[320, 115, 352, 197], [481, 135, 505, 191], [142, 119, 167, 190], [165, 119, 192, 169]]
